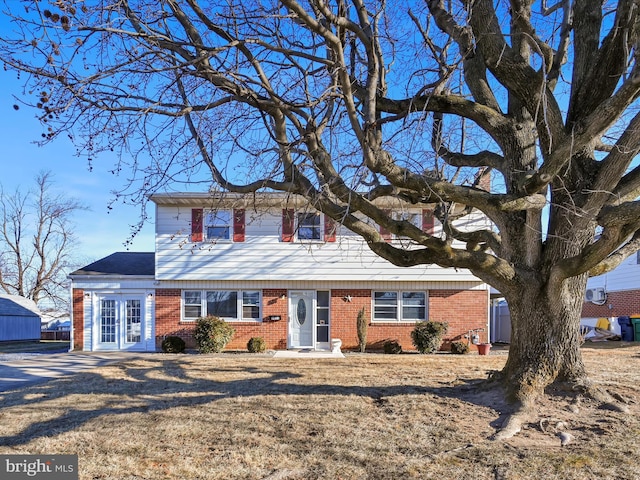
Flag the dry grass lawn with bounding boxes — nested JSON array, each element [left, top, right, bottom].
[[0, 344, 639, 479]]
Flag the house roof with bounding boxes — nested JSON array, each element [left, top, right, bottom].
[[148, 191, 435, 209], [0, 295, 41, 318], [69, 252, 155, 277]]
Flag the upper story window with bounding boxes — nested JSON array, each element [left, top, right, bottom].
[[205, 210, 232, 241], [298, 212, 321, 240], [379, 209, 435, 242], [191, 208, 245, 243], [282, 209, 336, 243]]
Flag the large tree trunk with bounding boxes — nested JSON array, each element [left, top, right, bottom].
[[501, 275, 589, 405]]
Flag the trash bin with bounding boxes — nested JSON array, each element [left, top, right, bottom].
[[618, 316, 634, 341], [631, 317, 640, 342]]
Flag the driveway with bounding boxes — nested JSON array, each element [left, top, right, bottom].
[[0, 351, 139, 392]]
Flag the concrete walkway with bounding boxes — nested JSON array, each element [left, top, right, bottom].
[[0, 352, 138, 392], [272, 349, 345, 358]]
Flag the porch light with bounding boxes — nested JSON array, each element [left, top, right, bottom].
[[84, 292, 91, 298], [147, 293, 154, 299], [280, 294, 287, 300]]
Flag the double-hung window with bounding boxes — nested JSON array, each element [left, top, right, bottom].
[[182, 290, 261, 321], [373, 291, 427, 322], [204, 210, 232, 241], [298, 212, 321, 240]]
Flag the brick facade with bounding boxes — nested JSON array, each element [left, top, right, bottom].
[[153, 287, 488, 352], [581, 289, 640, 318], [72, 289, 84, 351]]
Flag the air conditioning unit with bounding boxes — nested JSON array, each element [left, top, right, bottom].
[[585, 287, 606, 304]]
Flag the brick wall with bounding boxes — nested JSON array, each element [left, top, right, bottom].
[[330, 289, 488, 351], [72, 289, 84, 351], [153, 287, 488, 352], [154, 288, 290, 350], [581, 289, 640, 318], [429, 290, 489, 344]]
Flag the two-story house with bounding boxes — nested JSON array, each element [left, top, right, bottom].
[[69, 192, 491, 352]]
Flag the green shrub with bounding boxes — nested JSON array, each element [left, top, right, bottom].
[[193, 316, 235, 353], [450, 341, 470, 355], [411, 321, 449, 353], [356, 307, 368, 353], [383, 339, 402, 354], [161, 336, 186, 353], [247, 336, 266, 353]]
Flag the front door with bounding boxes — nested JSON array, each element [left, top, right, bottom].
[[96, 295, 145, 351], [289, 290, 315, 348]]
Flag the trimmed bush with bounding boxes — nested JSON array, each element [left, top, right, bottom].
[[193, 315, 235, 353], [161, 336, 186, 353], [356, 307, 368, 353], [411, 321, 449, 353], [383, 339, 402, 354], [450, 340, 470, 355], [247, 337, 266, 353]]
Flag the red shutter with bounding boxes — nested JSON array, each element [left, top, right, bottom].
[[233, 208, 245, 242], [324, 215, 336, 242], [422, 209, 435, 235], [379, 209, 392, 242], [282, 209, 295, 242], [191, 208, 203, 242]]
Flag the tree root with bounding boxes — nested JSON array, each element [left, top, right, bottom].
[[493, 403, 531, 441], [492, 379, 631, 442], [561, 380, 631, 414]]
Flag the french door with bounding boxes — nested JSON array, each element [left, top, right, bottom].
[[96, 295, 145, 350]]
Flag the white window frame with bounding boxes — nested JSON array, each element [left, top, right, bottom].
[[372, 291, 427, 323], [204, 209, 232, 242], [297, 212, 322, 241], [182, 290, 262, 322]]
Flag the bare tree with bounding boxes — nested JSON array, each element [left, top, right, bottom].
[[0, 171, 85, 312], [1, 0, 639, 435]]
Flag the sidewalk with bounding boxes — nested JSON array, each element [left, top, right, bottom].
[[0, 351, 138, 392]]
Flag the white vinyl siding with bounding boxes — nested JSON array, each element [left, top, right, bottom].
[[373, 291, 427, 322], [182, 290, 261, 322], [155, 205, 489, 282], [586, 252, 640, 293]]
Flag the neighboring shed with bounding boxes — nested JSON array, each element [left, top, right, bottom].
[[0, 295, 42, 342]]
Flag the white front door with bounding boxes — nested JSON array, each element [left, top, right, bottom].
[[289, 290, 315, 348], [96, 295, 145, 351]]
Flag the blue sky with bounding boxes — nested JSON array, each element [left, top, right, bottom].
[[0, 70, 156, 265]]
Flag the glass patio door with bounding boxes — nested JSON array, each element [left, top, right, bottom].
[[97, 295, 144, 350]]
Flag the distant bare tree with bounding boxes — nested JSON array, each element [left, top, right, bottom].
[[1, 0, 639, 436], [0, 171, 85, 312]]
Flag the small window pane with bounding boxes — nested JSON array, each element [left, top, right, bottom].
[[184, 305, 202, 318], [317, 325, 329, 342], [317, 309, 329, 324], [184, 291, 201, 304], [206, 291, 237, 318], [375, 291, 397, 304], [317, 291, 330, 308], [403, 307, 426, 320], [206, 226, 230, 239]]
